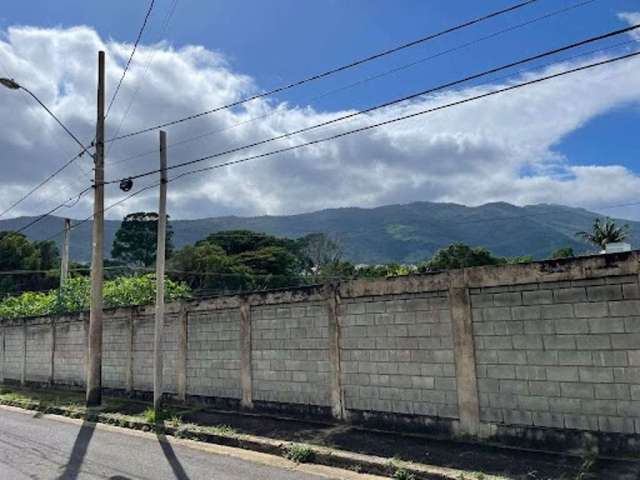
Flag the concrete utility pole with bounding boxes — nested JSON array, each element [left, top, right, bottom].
[[153, 130, 168, 411], [87, 51, 105, 406], [60, 218, 71, 288]]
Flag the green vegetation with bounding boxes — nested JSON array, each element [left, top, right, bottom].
[[0, 274, 190, 319], [392, 468, 416, 480], [577, 217, 629, 250], [283, 444, 315, 463], [551, 246, 575, 259], [112, 212, 175, 267], [0, 231, 60, 297]]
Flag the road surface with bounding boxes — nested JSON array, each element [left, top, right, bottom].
[[0, 406, 369, 480]]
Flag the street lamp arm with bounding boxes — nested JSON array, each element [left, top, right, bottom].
[[0, 78, 93, 158]]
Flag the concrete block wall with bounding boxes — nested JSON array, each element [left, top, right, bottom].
[[339, 292, 458, 418], [186, 308, 241, 400], [25, 322, 52, 383], [53, 319, 85, 386], [252, 302, 330, 406], [2, 251, 640, 453], [472, 273, 640, 434], [3, 324, 23, 380]]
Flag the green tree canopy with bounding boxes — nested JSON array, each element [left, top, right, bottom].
[[577, 217, 629, 250], [111, 212, 174, 267], [419, 243, 506, 272], [550, 247, 575, 259], [0, 231, 59, 297]]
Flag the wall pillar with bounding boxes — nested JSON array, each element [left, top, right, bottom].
[[239, 299, 253, 409], [176, 304, 188, 402], [49, 318, 56, 385], [21, 319, 27, 386], [327, 285, 345, 419], [126, 309, 135, 395], [448, 271, 481, 437]]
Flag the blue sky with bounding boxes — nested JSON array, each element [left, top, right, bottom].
[[1, 0, 640, 219]]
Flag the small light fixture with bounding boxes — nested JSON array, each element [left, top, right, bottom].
[[0, 78, 21, 90], [119, 177, 133, 192]]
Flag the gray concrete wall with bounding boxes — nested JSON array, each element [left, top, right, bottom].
[[2, 251, 640, 452]]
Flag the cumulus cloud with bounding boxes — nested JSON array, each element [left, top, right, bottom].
[[1, 23, 640, 223], [619, 12, 640, 41]]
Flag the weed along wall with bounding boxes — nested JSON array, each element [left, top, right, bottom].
[[2, 251, 640, 454]]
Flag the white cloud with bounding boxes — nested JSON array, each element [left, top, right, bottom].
[[1, 24, 640, 223], [619, 12, 640, 41]]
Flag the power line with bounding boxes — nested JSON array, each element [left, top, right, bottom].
[[108, 23, 640, 184], [107, 0, 179, 155], [0, 151, 85, 219], [35, 48, 640, 244], [105, 0, 156, 118], [109, 0, 597, 168], [107, 0, 540, 143]]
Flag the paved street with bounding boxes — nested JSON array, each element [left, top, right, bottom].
[[0, 407, 352, 480]]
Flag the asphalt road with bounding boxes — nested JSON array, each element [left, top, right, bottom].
[[0, 407, 351, 480]]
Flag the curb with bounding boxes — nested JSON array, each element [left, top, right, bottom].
[[0, 398, 500, 480]]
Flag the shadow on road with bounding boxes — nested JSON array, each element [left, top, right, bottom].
[[157, 431, 190, 480], [56, 419, 96, 480]]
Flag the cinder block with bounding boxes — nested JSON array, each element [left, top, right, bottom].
[[523, 290, 553, 305], [512, 334, 543, 350], [512, 306, 541, 321], [480, 408, 503, 423], [365, 302, 386, 314], [625, 318, 640, 332], [503, 409, 533, 426], [546, 366, 579, 382], [533, 411, 564, 428], [564, 414, 598, 431], [526, 350, 558, 366], [593, 351, 628, 367], [558, 351, 592, 366], [598, 416, 635, 433], [549, 397, 581, 414], [483, 336, 513, 350], [499, 379, 528, 394], [614, 367, 640, 383], [623, 284, 640, 299], [576, 335, 611, 350], [497, 350, 527, 365], [517, 395, 549, 411], [487, 365, 516, 380], [493, 292, 523, 307], [554, 319, 588, 334], [588, 318, 625, 334], [560, 382, 594, 399], [541, 304, 574, 320], [483, 307, 512, 322], [543, 334, 577, 350], [478, 378, 500, 393], [554, 288, 587, 304], [611, 333, 640, 349], [587, 285, 623, 302], [529, 380, 560, 397], [610, 300, 640, 317], [524, 320, 554, 334], [574, 302, 608, 318], [594, 383, 629, 400]]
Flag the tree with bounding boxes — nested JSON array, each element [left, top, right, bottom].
[[111, 212, 174, 267], [0, 231, 59, 297], [576, 217, 629, 250], [298, 233, 342, 273], [550, 247, 575, 259], [419, 243, 506, 272]]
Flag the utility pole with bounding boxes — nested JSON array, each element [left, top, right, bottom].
[[87, 50, 105, 406], [60, 218, 71, 288], [153, 130, 168, 412]]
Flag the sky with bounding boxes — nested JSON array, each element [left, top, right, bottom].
[[1, 0, 640, 224]]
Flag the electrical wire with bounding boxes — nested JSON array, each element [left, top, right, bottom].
[[109, 0, 598, 167], [106, 0, 540, 143], [36, 48, 640, 244], [106, 23, 640, 184], [105, 0, 157, 118]]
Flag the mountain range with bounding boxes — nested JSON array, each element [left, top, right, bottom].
[[1, 202, 636, 264]]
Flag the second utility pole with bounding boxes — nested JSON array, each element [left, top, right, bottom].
[[87, 50, 105, 406], [153, 130, 168, 411], [60, 218, 71, 288]]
